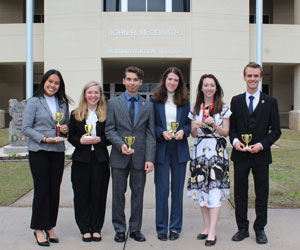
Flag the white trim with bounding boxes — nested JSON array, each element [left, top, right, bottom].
[[26, 0, 34, 99], [256, 0, 263, 91], [166, 0, 172, 12], [121, 0, 128, 12]]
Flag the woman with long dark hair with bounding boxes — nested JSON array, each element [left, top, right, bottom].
[[68, 81, 110, 242], [187, 74, 231, 246], [22, 69, 72, 246], [152, 67, 191, 241]]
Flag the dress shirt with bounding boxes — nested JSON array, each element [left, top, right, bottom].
[[44, 94, 57, 115], [245, 89, 260, 111], [86, 109, 98, 150], [165, 92, 177, 132], [124, 91, 139, 125]]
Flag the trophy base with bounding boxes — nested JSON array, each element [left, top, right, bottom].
[[243, 146, 251, 151], [128, 149, 135, 153], [85, 135, 93, 139]]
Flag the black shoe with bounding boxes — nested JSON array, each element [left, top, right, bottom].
[[92, 233, 102, 242], [114, 232, 126, 243], [232, 229, 249, 241], [255, 230, 268, 244], [34, 231, 50, 247], [197, 233, 208, 240], [44, 230, 59, 243], [157, 233, 168, 241], [82, 233, 92, 242], [169, 231, 179, 241], [205, 236, 217, 246], [129, 231, 146, 242]]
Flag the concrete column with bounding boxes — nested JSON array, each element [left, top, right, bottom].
[[295, 0, 300, 24], [289, 65, 300, 130]]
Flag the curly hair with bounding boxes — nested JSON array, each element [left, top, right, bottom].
[[152, 67, 189, 106], [34, 69, 73, 105], [73, 81, 107, 122], [193, 74, 224, 116]]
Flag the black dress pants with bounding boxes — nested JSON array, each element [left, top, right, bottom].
[[71, 152, 110, 234], [233, 158, 269, 231], [29, 150, 65, 230]]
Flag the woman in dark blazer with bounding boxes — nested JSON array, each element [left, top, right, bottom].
[[22, 69, 72, 246], [151, 67, 191, 241], [68, 81, 110, 242]]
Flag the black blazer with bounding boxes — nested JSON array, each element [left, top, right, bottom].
[[229, 92, 281, 165], [68, 111, 110, 164]]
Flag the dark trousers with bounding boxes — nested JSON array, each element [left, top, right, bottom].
[[29, 150, 65, 230], [155, 140, 187, 234], [111, 161, 146, 233], [233, 158, 269, 231], [71, 152, 110, 234]]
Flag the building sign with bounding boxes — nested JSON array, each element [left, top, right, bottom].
[[109, 29, 184, 37], [108, 48, 184, 55]]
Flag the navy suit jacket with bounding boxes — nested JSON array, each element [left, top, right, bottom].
[[229, 92, 281, 165], [152, 99, 191, 164]]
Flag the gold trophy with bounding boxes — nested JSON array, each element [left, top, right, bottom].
[[241, 134, 253, 151], [54, 112, 64, 139], [125, 136, 135, 153], [84, 124, 94, 138], [202, 110, 210, 128], [170, 122, 179, 138]]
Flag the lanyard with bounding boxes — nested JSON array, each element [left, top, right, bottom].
[[203, 101, 214, 120]]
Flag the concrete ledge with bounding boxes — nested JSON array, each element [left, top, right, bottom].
[[289, 110, 300, 130], [2, 144, 74, 156], [3, 145, 28, 154]]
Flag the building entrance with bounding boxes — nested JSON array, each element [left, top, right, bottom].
[[102, 58, 190, 100]]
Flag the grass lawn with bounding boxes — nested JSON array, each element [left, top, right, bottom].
[[0, 161, 33, 206], [0, 128, 9, 147], [229, 129, 300, 208], [0, 129, 299, 207]]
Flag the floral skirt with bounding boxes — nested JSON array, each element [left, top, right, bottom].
[[187, 137, 230, 208]]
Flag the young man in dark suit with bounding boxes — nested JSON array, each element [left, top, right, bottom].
[[105, 66, 156, 243], [229, 62, 281, 244]]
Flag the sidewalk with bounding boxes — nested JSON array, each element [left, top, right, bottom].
[[1, 163, 300, 250]]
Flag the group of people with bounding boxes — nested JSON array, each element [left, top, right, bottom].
[[22, 62, 281, 247]]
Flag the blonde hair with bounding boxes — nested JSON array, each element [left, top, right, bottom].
[[73, 81, 107, 122]]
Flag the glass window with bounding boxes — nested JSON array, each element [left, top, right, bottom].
[[103, 0, 190, 12], [103, 84, 110, 92], [138, 84, 148, 92], [104, 0, 120, 11], [115, 84, 126, 92], [148, 0, 165, 12], [128, 0, 146, 11], [172, 0, 190, 12]]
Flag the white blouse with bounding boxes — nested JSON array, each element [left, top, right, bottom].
[[86, 109, 98, 150], [44, 94, 57, 115], [165, 92, 177, 132]]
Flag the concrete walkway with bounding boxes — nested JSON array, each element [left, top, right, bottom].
[[1, 163, 300, 250]]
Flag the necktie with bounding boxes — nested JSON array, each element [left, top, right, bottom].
[[129, 97, 135, 125], [249, 96, 254, 114]]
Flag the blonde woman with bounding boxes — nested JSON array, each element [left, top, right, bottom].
[[68, 81, 110, 242]]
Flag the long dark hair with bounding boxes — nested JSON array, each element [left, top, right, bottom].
[[34, 69, 73, 105], [194, 74, 224, 116], [152, 67, 189, 106]]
